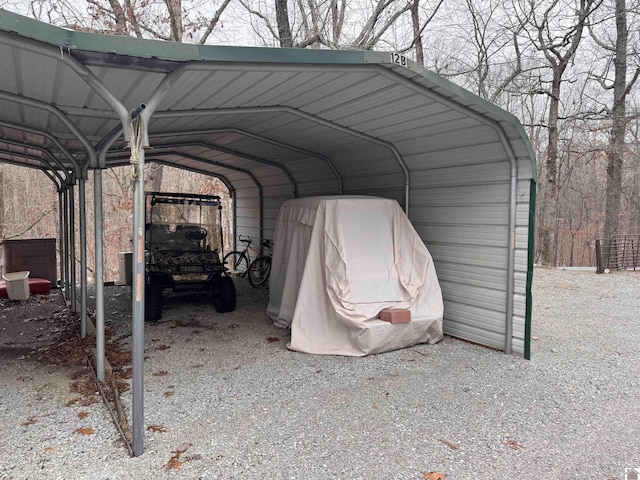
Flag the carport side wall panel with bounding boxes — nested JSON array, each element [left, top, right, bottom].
[[408, 141, 535, 355], [409, 160, 512, 350], [261, 194, 294, 242], [233, 190, 261, 249]]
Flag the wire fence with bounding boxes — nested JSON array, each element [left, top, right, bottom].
[[595, 235, 640, 273]]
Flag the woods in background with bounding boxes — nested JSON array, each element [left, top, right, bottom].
[[1, 0, 639, 275]]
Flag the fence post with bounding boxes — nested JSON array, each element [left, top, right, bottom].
[[595, 239, 603, 274]]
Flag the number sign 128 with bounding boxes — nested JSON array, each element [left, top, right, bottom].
[[390, 52, 408, 67]]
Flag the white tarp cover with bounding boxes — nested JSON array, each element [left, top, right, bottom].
[[267, 196, 444, 356]]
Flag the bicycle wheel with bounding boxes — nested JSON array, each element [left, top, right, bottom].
[[223, 251, 249, 276], [248, 256, 271, 288]]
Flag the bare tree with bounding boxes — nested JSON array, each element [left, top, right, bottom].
[[517, 0, 598, 266], [275, 0, 293, 47], [402, 0, 445, 63], [239, 0, 440, 51], [590, 0, 640, 240], [23, 0, 232, 43], [410, 0, 424, 63], [463, 0, 529, 103]]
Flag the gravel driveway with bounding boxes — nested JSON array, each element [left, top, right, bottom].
[[0, 268, 638, 479]]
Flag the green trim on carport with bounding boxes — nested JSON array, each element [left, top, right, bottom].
[[525, 178, 536, 360], [0, 9, 363, 63]]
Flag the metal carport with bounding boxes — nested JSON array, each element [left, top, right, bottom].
[[0, 9, 536, 456]]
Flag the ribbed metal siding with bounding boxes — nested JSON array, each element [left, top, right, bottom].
[[408, 151, 512, 350]]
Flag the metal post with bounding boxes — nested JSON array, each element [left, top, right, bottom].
[[93, 169, 105, 381], [79, 177, 88, 338], [62, 188, 70, 300], [58, 190, 64, 289], [130, 116, 146, 457], [69, 182, 77, 311]]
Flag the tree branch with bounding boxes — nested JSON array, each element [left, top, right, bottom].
[[6, 207, 56, 240], [198, 0, 232, 44]]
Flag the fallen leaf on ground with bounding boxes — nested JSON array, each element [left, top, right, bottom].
[[424, 472, 447, 480], [154, 344, 171, 351], [22, 417, 37, 426], [44, 447, 53, 453], [266, 337, 279, 343], [147, 425, 166, 433], [80, 395, 99, 406], [164, 390, 174, 398], [506, 439, 524, 450], [75, 427, 94, 436], [164, 444, 191, 470], [153, 370, 169, 377], [191, 364, 204, 368], [69, 377, 98, 398], [66, 397, 82, 406], [438, 438, 460, 450], [77, 412, 88, 420]]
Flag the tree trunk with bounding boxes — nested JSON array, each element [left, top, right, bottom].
[[148, 164, 164, 193], [603, 0, 628, 241], [107, 0, 129, 35], [276, 0, 293, 47], [410, 0, 424, 64], [164, 0, 183, 41], [533, 0, 592, 265], [540, 74, 562, 265]]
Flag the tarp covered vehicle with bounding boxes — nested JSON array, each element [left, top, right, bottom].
[[267, 196, 443, 356], [145, 192, 236, 321]]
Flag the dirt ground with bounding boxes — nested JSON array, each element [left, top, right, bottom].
[[0, 290, 75, 360], [0, 279, 266, 407]]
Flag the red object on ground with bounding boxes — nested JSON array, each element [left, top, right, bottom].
[[0, 278, 52, 298], [379, 308, 411, 323], [29, 278, 52, 295]]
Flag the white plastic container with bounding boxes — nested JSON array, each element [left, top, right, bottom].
[[2, 271, 30, 300]]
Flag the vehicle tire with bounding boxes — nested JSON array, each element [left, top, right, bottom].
[[145, 284, 163, 322], [248, 257, 271, 288], [223, 251, 249, 276], [211, 275, 236, 313]]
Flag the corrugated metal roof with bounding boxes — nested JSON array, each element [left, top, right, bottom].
[[0, 9, 536, 357]]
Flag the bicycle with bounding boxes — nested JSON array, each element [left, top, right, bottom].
[[247, 239, 272, 288], [223, 236, 272, 288]]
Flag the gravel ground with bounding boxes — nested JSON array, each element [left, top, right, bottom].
[[0, 268, 639, 479]]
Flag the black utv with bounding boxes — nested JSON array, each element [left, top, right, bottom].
[[144, 192, 236, 321]]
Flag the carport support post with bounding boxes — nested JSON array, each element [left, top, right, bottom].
[[69, 182, 77, 311], [93, 169, 106, 381], [79, 176, 88, 338], [62, 188, 70, 299], [130, 115, 146, 457], [57, 190, 65, 290]]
